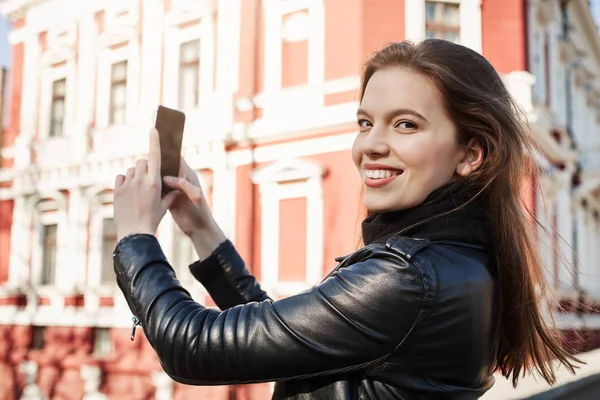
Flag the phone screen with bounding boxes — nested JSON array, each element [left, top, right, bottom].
[[154, 105, 186, 195]]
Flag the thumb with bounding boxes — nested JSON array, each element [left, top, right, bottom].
[[161, 190, 181, 212], [174, 177, 203, 205]]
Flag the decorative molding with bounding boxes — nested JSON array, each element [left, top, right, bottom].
[[262, 0, 325, 119], [0, 0, 49, 20], [251, 158, 325, 296], [163, 0, 215, 28], [405, 0, 482, 53], [162, 12, 215, 112], [250, 157, 326, 184]]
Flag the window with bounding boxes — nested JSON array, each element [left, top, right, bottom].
[[109, 61, 128, 125], [178, 39, 200, 110], [30, 326, 45, 350], [41, 224, 57, 285], [425, 1, 460, 43], [49, 78, 66, 137], [100, 218, 117, 285], [93, 328, 112, 357]]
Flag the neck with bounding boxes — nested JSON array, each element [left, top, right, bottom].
[[361, 181, 492, 248]]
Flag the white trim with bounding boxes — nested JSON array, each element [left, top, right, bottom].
[[323, 76, 361, 95], [162, 16, 215, 112], [38, 62, 76, 140], [87, 204, 115, 290], [261, 0, 325, 120], [251, 158, 325, 296], [216, 0, 241, 94], [405, 0, 482, 53], [230, 131, 357, 167], [0, 146, 16, 159], [94, 30, 140, 129], [554, 312, 600, 330], [29, 201, 69, 291], [163, 0, 215, 28], [244, 101, 359, 141]]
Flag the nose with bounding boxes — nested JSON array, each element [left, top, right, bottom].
[[359, 126, 390, 158]]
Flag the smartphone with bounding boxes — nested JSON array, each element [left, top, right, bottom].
[[154, 105, 186, 195]]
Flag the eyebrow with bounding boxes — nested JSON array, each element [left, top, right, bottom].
[[356, 108, 429, 123]]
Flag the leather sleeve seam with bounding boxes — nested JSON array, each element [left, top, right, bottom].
[[370, 256, 436, 377]]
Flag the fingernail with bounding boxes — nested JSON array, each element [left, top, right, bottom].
[[164, 176, 175, 182]]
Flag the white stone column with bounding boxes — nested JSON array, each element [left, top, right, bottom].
[[15, 34, 40, 168], [210, 142, 236, 241], [216, 0, 241, 94], [576, 203, 588, 292], [592, 216, 600, 296], [139, 0, 164, 119], [73, 12, 97, 158], [556, 186, 575, 291], [460, 0, 483, 53], [152, 371, 174, 400], [81, 365, 107, 400], [64, 187, 89, 291], [20, 361, 47, 400], [8, 196, 30, 287], [536, 184, 555, 287]]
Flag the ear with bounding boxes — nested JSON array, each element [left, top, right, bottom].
[[456, 138, 484, 177]]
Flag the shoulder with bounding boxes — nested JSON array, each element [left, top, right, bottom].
[[330, 237, 438, 318]]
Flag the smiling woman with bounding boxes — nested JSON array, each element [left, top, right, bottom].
[[112, 39, 580, 400]]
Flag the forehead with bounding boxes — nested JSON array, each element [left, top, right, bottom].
[[360, 68, 444, 115]]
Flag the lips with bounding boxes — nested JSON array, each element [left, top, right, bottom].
[[362, 163, 403, 188]]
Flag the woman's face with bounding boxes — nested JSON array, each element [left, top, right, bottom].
[[352, 67, 477, 212]]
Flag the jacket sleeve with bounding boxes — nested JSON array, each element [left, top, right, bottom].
[[113, 234, 431, 385], [188, 239, 271, 310]]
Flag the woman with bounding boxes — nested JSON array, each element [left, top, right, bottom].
[[112, 39, 579, 399]]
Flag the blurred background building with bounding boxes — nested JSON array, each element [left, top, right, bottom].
[[0, 0, 599, 399]]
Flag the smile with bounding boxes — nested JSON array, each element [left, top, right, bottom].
[[363, 168, 403, 188]]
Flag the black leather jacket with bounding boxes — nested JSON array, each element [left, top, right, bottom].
[[113, 234, 496, 399]]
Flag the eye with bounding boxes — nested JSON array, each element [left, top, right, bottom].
[[394, 120, 418, 130], [357, 119, 372, 129]]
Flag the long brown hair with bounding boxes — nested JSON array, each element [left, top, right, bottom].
[[358, 40, 581, 387]]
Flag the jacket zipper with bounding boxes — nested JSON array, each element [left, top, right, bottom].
[[130, 316, 141, 341]]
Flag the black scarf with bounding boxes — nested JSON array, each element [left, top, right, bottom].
[[361, 181, 492, 249]]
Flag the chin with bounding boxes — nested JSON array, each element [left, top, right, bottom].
[[364, 191, 426, 213], [364, 195, 409, 213]]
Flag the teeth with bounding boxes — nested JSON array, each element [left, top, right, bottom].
[[365, 169, 398, 179]]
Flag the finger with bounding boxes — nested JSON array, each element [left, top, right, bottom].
[[161, 190, 181, 213], [163, 176, 181, 190], [177, 177, 203, 205], [147, 128, 161, 180], [135, 159, 148, 178], [114, 174, 125, 189], [125, 167, 135, 182]]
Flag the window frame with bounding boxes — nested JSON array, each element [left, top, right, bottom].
[[29, 193, 68, 290], [424, 1, 461, 42], [48, 78, 67, 138], [251, 159, 325, 298], [40, 223, 58, 286], [100, 217, 118, 286], [177, 38, 201, 110], [109, 60, 129, 125], [38, 62, 75, 140], [162, 18, 214, 112], [405, 0, 482, 52], [95, 39, 139, 128], [87, 198, 118, 290]]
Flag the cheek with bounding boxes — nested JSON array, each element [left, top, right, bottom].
[[397, 136, 457, 173]]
